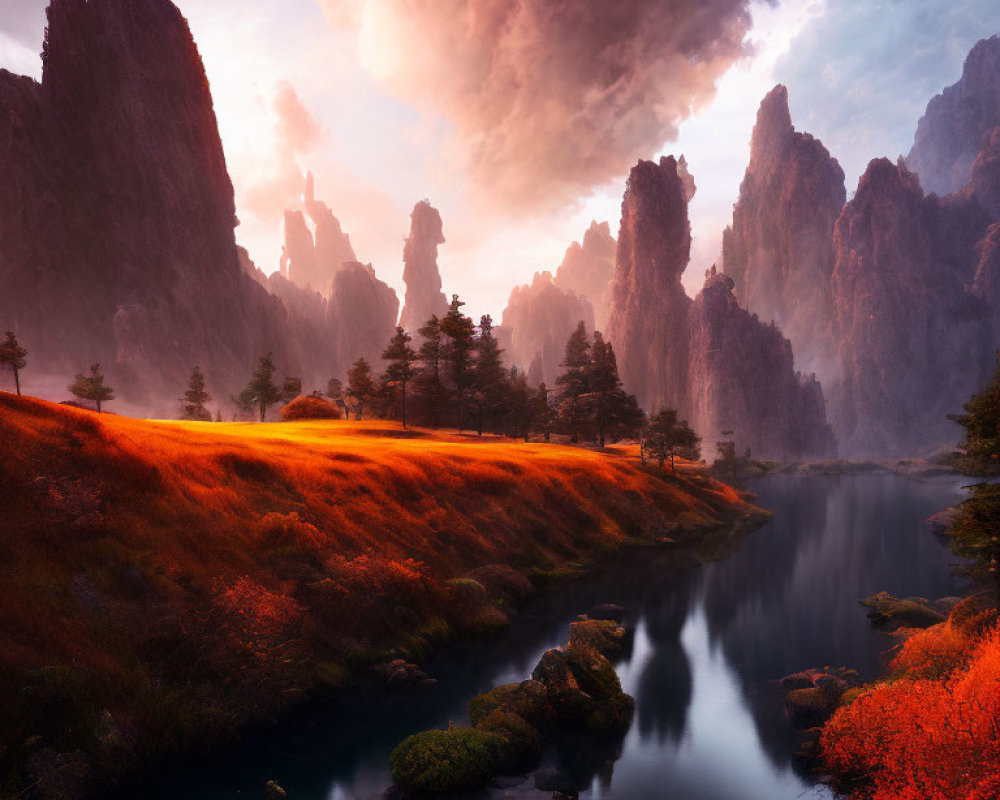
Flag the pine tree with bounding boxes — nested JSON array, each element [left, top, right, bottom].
[[555, 321, 592, 441], [0, 331, 27, 396], [440, 295, 476, 432], [69, 363, 115, 413], [281, 376, 303, 403], [646, 409, 701, 470], [347, 357, 376, 420], [181, 366, 212, 421], [383, 326, 417, 429], [951, 350, 1000, 474], [414, 315, 447, 427], [237, 353, 281, 422], [587, 332, 621, 447], [472, 314, 507, 435]]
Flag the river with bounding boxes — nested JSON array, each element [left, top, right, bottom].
[[146, 473, 969, 800]]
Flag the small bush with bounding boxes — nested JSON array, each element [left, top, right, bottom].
[[280, 396, 341, 421], [474, 709, 540, 767], [390, 727, 505, 794]]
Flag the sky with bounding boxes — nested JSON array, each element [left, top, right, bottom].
[[2, 0, 1000, 321]]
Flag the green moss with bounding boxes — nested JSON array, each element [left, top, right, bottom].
[[468, 681, 554, 728], [390, 727, 506, 794], [474, 710, 540, 767]]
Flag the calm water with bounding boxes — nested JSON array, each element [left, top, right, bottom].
[[146, 474, 969, 800]]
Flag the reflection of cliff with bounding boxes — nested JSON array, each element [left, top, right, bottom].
[[699, 475, 962, 771]]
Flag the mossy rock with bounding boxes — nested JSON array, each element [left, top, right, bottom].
[[468, 680, 555, 729], [474, 710, 541, 767], [568, 619, 628, 658], [784, 687, 838, 729], [390, 727, 506, 794], [584, 693, 635, 736], [563, 641, 623, 701]]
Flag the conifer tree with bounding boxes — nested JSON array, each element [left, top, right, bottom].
[[473, 314, 507, 435], [415, 315, 447, 427], [646, 409, 701, 470], [0, 331, 27, 396], [181, 366, 212, 421], [555, 321, 592, 441], [440, 294, 476, 432], [281, 376, 303, 403], [951, 350, 1000, 474], [347, 357, 376, 420], [383, 326, 417, 429], [237, 353, 281, 422], [69, 363, 115, 413]]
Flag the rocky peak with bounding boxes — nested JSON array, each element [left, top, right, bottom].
[[303, 171, 357, 280], [607, 155, 693, 413], [722, 85, 845, 376], [907, 35, 1000, 196], [399, 200, 449, 333], [554, 220, 616, 331]]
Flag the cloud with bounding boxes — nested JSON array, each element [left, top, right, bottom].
[[319, 0, 763, 213], [241, 81, 324, 222], [0, 0, 46, 48], [775, 0, 1000, 188]]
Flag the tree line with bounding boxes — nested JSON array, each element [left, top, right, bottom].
[[1, 308, 702, 468]]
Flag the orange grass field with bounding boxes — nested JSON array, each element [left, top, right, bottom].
[[0, 392, 758, 792]]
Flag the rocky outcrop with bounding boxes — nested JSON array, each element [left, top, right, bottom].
[[688, 273, 836, 460], [0, 0, 316, 412], [329, 262, 399, 369], [607, 156, 693, 414], [722, 85, 846, 374], [554, 221, 617, 332], [829, 158, 992, 455], [399, 200, 448, 333], [498, 271, 594, 386], [907, 35, 1000, 196], [282, 174, 357, 295], [972, 223, 1000, 336]]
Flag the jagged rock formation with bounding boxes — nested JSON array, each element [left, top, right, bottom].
[[973, 223, 1000, 337], [554, 221, 617, 332], [0, 0, 395, 414], [607, 156, 693, 415], [829, 158, 992, 455], [399, 200, 448, 333], [688, 273, 835, 459], [608, 156, 834, 458], [907, 35, 1000, 196], [722, 85, 846, 374], [329, 262, 399, 369], [498, 272, 594, 386], [0, 0, 307, 413], [281, 174, 356, 294]]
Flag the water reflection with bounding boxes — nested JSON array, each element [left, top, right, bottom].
[[139, 474, 968, 800]]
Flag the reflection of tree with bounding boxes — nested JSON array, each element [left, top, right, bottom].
[[635, 641, 692, 742]]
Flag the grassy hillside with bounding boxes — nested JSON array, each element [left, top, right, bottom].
[[0, 393, 758, 797]]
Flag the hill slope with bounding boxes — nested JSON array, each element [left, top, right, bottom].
[[0, 394, 758, 796]]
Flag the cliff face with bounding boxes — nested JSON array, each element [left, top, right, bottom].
[[688, 273, 835, 459], [282, 174, 357, 294], [329, 262, 399, 370], [607, 155, 834, 458], [399, 200, 448, 333], [830, 158, 992, 455], [607, 156, 693, 414], [554, 221, 617, 332], [722, 85, 846, 374], [498, 271, 595, 386], [0, 0, 300, 412], [906, 36, 1000, 196]]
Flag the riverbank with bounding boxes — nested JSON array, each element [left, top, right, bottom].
[[0, 393, 762, 799], [809, 478, 1000, 799]]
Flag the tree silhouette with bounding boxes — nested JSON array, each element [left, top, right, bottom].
[[0, 331, 27, 396], [556, 321, 592, 441], [951, 350, 1000, 474], [347, 357, 376, 420], [281, 376, 303, 404], [472, 314, 506, 435], [181, 366, 212, 421], [440, 295, 476, 432], [383, 327, 417, 429], [237, 353, 281, 422], [69, 363, 115, 413], [646, 410, 701, 470], [415, 315, 447, 427]]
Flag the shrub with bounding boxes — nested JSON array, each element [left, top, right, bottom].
[[889, 621, 971, 680], [280, 396, 341, 421], [474, 709, 541, 767], [390, 727, 505, 794]]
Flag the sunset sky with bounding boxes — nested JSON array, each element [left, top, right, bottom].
[[2, 0, 999, 321]]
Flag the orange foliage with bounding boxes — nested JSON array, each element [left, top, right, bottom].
[[821, 625, 1000, 800], [888, 621, 972, 680], [0, 393, 755, 785]]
